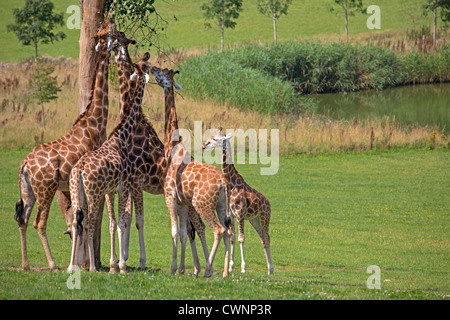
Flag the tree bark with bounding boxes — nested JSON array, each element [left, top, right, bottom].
[[78, 0, 106, 113], [78, 0, 107, 270], [273, 12, 277, 42], [344, 0, 349, 43], [433, 6, 437, 46], [220, 10, 225, 51]]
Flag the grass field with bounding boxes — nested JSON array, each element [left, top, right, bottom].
[[0, 148, 449, 299], [0, 0, 439, 62]]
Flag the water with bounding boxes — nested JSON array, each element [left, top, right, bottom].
[[310, 83, 450, 133]]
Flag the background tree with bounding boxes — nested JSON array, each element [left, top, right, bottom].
[[29, 59, 61, 143], [7, 0, 66, 59], [256, 0, 292, 41], [201, 0, 244, 50], [423, 0, 450, 46], [329, 0, 364, 43]]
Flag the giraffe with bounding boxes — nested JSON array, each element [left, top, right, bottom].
[[68, 53, 151, 274], [109, 32, 205, 274], [202, 128, 274, 275], [14, 16, 118, 271], [109, 31, 167, 270], [151, 66, 231, 277]]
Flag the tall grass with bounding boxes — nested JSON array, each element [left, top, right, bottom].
[[0, 55, 448, 154], [177, 52, 315, 114]]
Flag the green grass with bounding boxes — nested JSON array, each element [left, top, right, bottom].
[[0, 0, 438, 62], [1, 148, 449, 299]]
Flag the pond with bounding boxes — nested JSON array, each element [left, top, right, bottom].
[[310, 83, 450, 133]]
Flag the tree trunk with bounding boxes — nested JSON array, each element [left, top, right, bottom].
[[221, 10, 225, 50], [34, 41, 38, 59], [41, 102, 45, 130], [78, 0, 106, 113], [344, 0, 349, 43], [433, 6, 437, 46], [273, 12, 277, 42], [78, 0, 107, 270]]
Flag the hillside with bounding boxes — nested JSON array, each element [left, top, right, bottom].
[[0, 0, 438, 62]]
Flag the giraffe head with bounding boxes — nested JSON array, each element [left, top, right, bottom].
[[94, 13, 118, 52], [202, 127, 232, 149], [151, 66, 182, 91], [113, 31, 136, 63], [130, 52, 151, 83]]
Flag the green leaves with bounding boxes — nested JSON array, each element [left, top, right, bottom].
[[201, 0, 243, 29], [104, 0, 162, 49], [256, 0, 292, 19], [30, 59, 61, 105]]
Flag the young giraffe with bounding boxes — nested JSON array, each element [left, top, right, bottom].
[[68, 53, 151, 273], [203, 128, 274, 275], [151, 66, 231, 277], [14, 17, 117, 271]]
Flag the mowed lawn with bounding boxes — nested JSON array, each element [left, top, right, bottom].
[[0, 0, 436, 62], [0, 148, 448, 299]]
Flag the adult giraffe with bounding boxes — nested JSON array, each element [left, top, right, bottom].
[[68, 53, 151, 273], [14, 16, 117, 270]]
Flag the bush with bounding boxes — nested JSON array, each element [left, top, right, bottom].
[[178, 51, 314, 114]]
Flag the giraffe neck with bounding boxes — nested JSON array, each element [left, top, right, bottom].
[[222, 140, 239, 184], [85, 43, 110, 140], [117, 52, 135, 120], [110, 76, 145, 150], [164, 86, 179, 160]]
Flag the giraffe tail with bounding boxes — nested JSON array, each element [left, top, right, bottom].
[[15, 165, 25, 226], [76, 208, 84, 238], [71, 165, 85, 238]]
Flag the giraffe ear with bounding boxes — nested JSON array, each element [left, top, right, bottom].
[[144, 73, 150, 83], [174, 82, 182, 91], [224, 134, 232, 140], [95, 42, 101, 52], [130, 72, 137, 81]]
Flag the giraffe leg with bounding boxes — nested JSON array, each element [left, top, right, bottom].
[[17, 173, 35, 271], [67, 211, 79, 272], [133, 187, 146, 270], [237, 216, 246, 274], [165, 195, 179, 275], [249, 216, 273, 275], [178, 205, 189, 275], [87, 200, 101, 273], [106, 193, 118, 273], [123, 193, 133, 262], [260, 214, 274, 275], [187, 206, 204, 276], [34, 185, 58, 270], [228, 216, 236, 273], [216, 196, 230, 278], [55, 191, 73, 238], [117, 190, 131, 274], [194, 205, 225, 278]]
